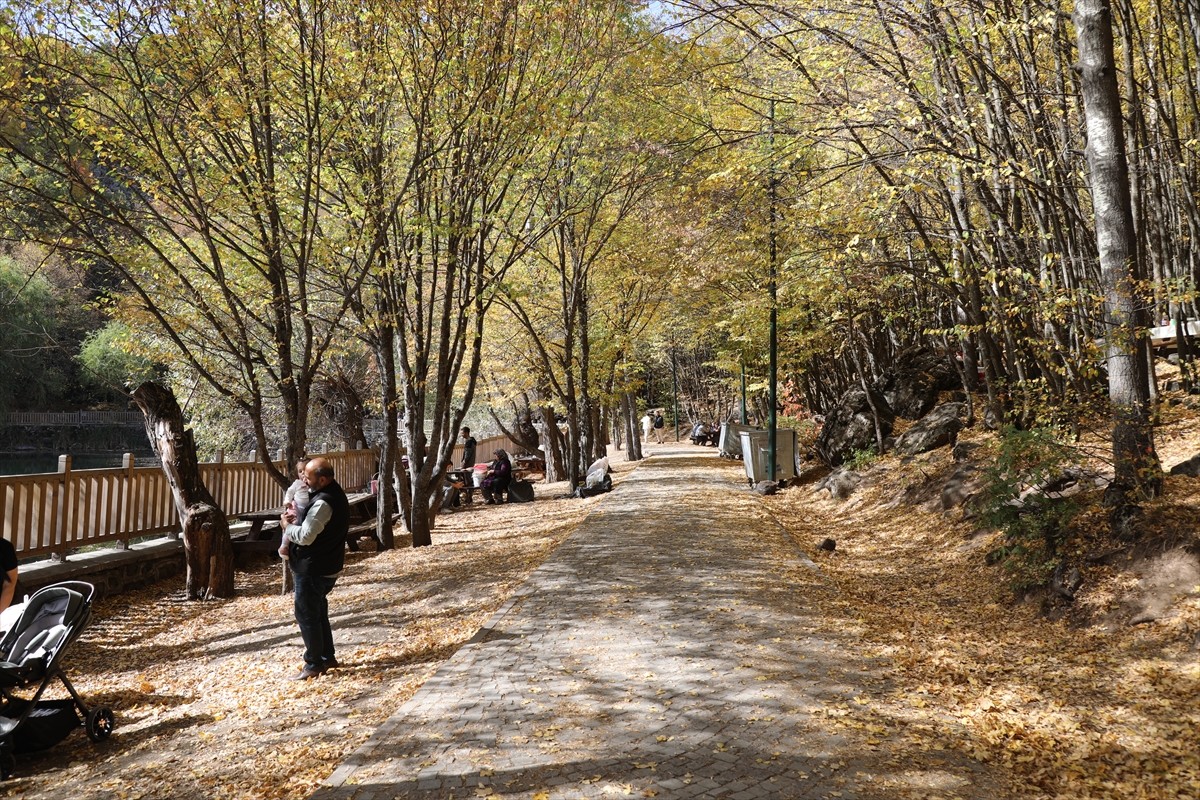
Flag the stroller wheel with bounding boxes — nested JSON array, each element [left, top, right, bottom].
[[86, 707, 115, 742]]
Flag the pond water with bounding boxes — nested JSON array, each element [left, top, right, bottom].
[[0, 452, 156, 476]]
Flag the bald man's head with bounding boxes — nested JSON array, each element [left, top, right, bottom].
[[303, 458, 334, 490]]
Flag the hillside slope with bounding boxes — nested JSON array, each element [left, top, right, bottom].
[[761, 409, 1200, 799]]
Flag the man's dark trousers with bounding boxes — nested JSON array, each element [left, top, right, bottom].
[[294, 573, 338, 669]]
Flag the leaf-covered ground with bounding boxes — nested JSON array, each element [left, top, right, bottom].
[[762, 413, 1200, 800], [1, 478, 606, 800], [5, 434, 1199, 800]]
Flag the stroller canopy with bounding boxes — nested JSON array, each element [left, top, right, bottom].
[[0, 586, 89, 682]]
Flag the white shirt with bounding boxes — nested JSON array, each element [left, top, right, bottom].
[[284, 498, 332, 546]]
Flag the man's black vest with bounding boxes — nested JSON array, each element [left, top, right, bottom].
[[289, 479, 349, 576]]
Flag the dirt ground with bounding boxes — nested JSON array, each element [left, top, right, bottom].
[[3, 429, 1199, 800], [0, 472, 614, 800], [762, 414, 1200, 800]]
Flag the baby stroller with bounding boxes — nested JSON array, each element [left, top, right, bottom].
[[0, 581, 114, 779]]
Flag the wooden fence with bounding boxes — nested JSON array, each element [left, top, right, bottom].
[[448, 433, 529, 467], [1, 447, 377, 560], [2, 411, 145, 426]]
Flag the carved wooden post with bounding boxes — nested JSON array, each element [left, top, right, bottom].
[[133, 382, 235, 599]]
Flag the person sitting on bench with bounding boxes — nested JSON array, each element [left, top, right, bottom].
[[481, 449, 512, 505], [442, 460, 467, 510]]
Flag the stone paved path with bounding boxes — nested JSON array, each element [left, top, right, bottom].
[[310, 446, 995, 800]]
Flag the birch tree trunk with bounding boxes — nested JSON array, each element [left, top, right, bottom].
[[1074, 0, 1162, 501]]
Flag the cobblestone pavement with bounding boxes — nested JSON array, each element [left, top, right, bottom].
[[311, 446, 997, 800]]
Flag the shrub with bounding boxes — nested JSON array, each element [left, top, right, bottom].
[[979, 426, 1082, 593], [845, 447, 877, 471]]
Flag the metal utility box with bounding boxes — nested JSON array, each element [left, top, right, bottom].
[[739, 428, 798, 483], [719, 422, 758, 459]]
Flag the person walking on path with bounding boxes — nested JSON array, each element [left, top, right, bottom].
[[652, 410, 665, 443], [278, 457, 349, 680], [460, 427, 477, 504], [640, 410, 653, 441]]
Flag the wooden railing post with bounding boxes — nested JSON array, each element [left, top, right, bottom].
[[212, 449, 225, 510], [52, 455, 70, 562], [116, 453, 134, 550]]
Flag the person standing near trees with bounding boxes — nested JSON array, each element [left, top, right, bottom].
[[278, 457, 349, 681], [460, 427, 477, 504], [641, 410, 653, 441], [653, 410, 665, 443]]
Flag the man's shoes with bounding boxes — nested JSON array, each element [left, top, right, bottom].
[[322, 658, 340, 671], [289, 666, 322, 681]]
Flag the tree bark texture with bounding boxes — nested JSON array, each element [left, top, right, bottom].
[[538, 405, 567, 484], [1074, 0, 1163, 499], [621, 390, 643, 462], [373, 326, 400, 550], [133, 381, 235, 599]]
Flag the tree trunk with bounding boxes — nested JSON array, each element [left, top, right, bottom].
[[133, 382, 235, 600], [373, 324, 399, 550], [538, 405, 567, 483], [489, 404, 541, 457], [1075, 0, 1162, 500], [621, 390, 643, 462], [409, 483, 434, 548]]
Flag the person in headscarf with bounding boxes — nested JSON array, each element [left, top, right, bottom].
[[481, 449, 512, 504]]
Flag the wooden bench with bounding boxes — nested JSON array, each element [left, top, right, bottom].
[[345, 518, 380, 551]]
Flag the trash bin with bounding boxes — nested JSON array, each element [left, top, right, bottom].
[[739, 428, 798, 483], [719, 422, 758, 458]]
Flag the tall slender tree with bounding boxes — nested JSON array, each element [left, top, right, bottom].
[[1074, 0, 1162, 501]]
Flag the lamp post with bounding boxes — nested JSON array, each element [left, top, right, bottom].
[[767, 98, 778, 481], [672, 346, 680, 441]]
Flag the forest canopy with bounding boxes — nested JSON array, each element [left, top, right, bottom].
[[0, 0, 1191, 522]]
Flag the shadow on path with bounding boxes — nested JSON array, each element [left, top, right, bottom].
[[309, 446, 1000, 800]]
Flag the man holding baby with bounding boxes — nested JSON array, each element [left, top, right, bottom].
[[278, 456, 349, 680]]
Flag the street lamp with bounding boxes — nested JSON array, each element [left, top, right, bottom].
[[767, 99, 778, 481]]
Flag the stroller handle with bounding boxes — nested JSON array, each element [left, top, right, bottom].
[[39, 581, 96, 604]]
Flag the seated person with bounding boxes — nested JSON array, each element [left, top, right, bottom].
[[481, 449, 512, 504], [442, 461, 467, 510]]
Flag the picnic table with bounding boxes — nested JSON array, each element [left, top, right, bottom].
[[234, 491, 379, 543], [446, 468, 477, 506], [512, 455, 545, 482], [234, 492, 379, 594]]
